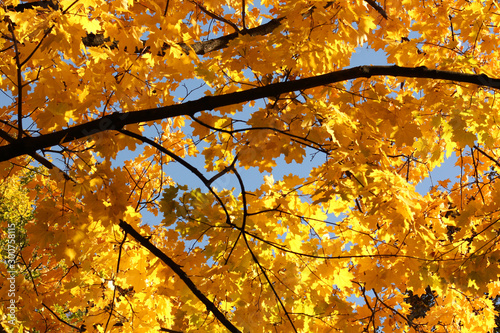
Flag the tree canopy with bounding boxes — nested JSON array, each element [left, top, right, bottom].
[[1, 0, 500, 332]]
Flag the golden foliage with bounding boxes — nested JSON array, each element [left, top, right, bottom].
[[0, 0, 500, 332]]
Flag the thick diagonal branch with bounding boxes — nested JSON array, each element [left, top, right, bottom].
[[0, 65, 499, 162], [118, 219, 242, 333]]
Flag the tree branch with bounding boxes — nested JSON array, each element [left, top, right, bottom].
[[8, 20, 23, 139], [0, 65, 499, 163], [81, 18, 284, 55], [364, 0, 388, 19], [159, 328, 183, 333], [41, 303, 82, 332], [7, 1, 385, 55], [189, 0, 241, 33], [474, 145, 500, 169], [104, 232, 128, 332], [372, 289, 417, 330], [118, 219, 242, 333], [0, 128, 73, 180], [242, 232, 298, 332], [118, 129, 237, 229], [8, 0, 59, 12]]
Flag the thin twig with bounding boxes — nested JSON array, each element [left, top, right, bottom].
[[190, 1, 241, 33], [241, 0, 246, 30], [163, 0, 170, 15], [224, 165, 246, 264], [62, 0, 80, 14], [8, 21, 23, 139], [474, 145, 500, 168], [242, 233, 298, 333], [470, 147, 485, 203], [104, 232, 128, 332], [372, 289, 418, 331], [42, 303, 82, 331]]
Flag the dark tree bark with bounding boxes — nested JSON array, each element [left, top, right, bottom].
[[0, 65, 499, 164]]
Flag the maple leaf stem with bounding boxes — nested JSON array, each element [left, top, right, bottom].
[[118, 219, 243, 333]]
